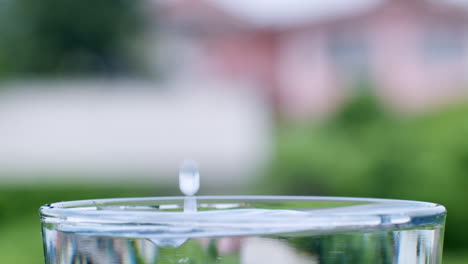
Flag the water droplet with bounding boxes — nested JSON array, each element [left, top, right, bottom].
[[149, 161, 200, 247], [179, 160, 200, 196]]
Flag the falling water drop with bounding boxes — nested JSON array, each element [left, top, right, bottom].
[[180, 160, 199, 213], [179, 160, 200, 196]]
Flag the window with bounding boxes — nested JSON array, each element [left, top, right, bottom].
[[422, 24, 465, 63], [327, 30, 370, 72]]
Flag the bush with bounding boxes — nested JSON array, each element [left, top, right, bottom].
[[263, 92, 468, 250], [0, 0, 144, 77]]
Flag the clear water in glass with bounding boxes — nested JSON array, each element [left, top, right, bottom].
[[40, 196, 445, 264]]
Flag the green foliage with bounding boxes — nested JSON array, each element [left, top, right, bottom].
[[263, 93, 468, 251], [0, 0, 144, 77]]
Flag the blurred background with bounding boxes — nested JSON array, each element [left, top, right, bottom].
[[0, 0, 467, 263]]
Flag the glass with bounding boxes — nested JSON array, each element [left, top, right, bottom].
[[40, 196, 446, 264]]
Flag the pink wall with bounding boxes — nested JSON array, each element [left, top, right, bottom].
[[371, 0, 468, 111], [163, 0, 468, 118], [277, 29, 341, 118], [202, 31, 278, 98], [275, 0, 468, 117]]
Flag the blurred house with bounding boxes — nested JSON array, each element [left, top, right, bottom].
[[154, 0, 468, 117]]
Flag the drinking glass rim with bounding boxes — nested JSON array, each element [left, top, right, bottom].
[[40, 195, 446, 238], [41, 195, 444, 210]]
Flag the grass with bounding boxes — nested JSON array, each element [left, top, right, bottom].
[[444, 251, 468, 264], [0, 184, 170, 264]]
